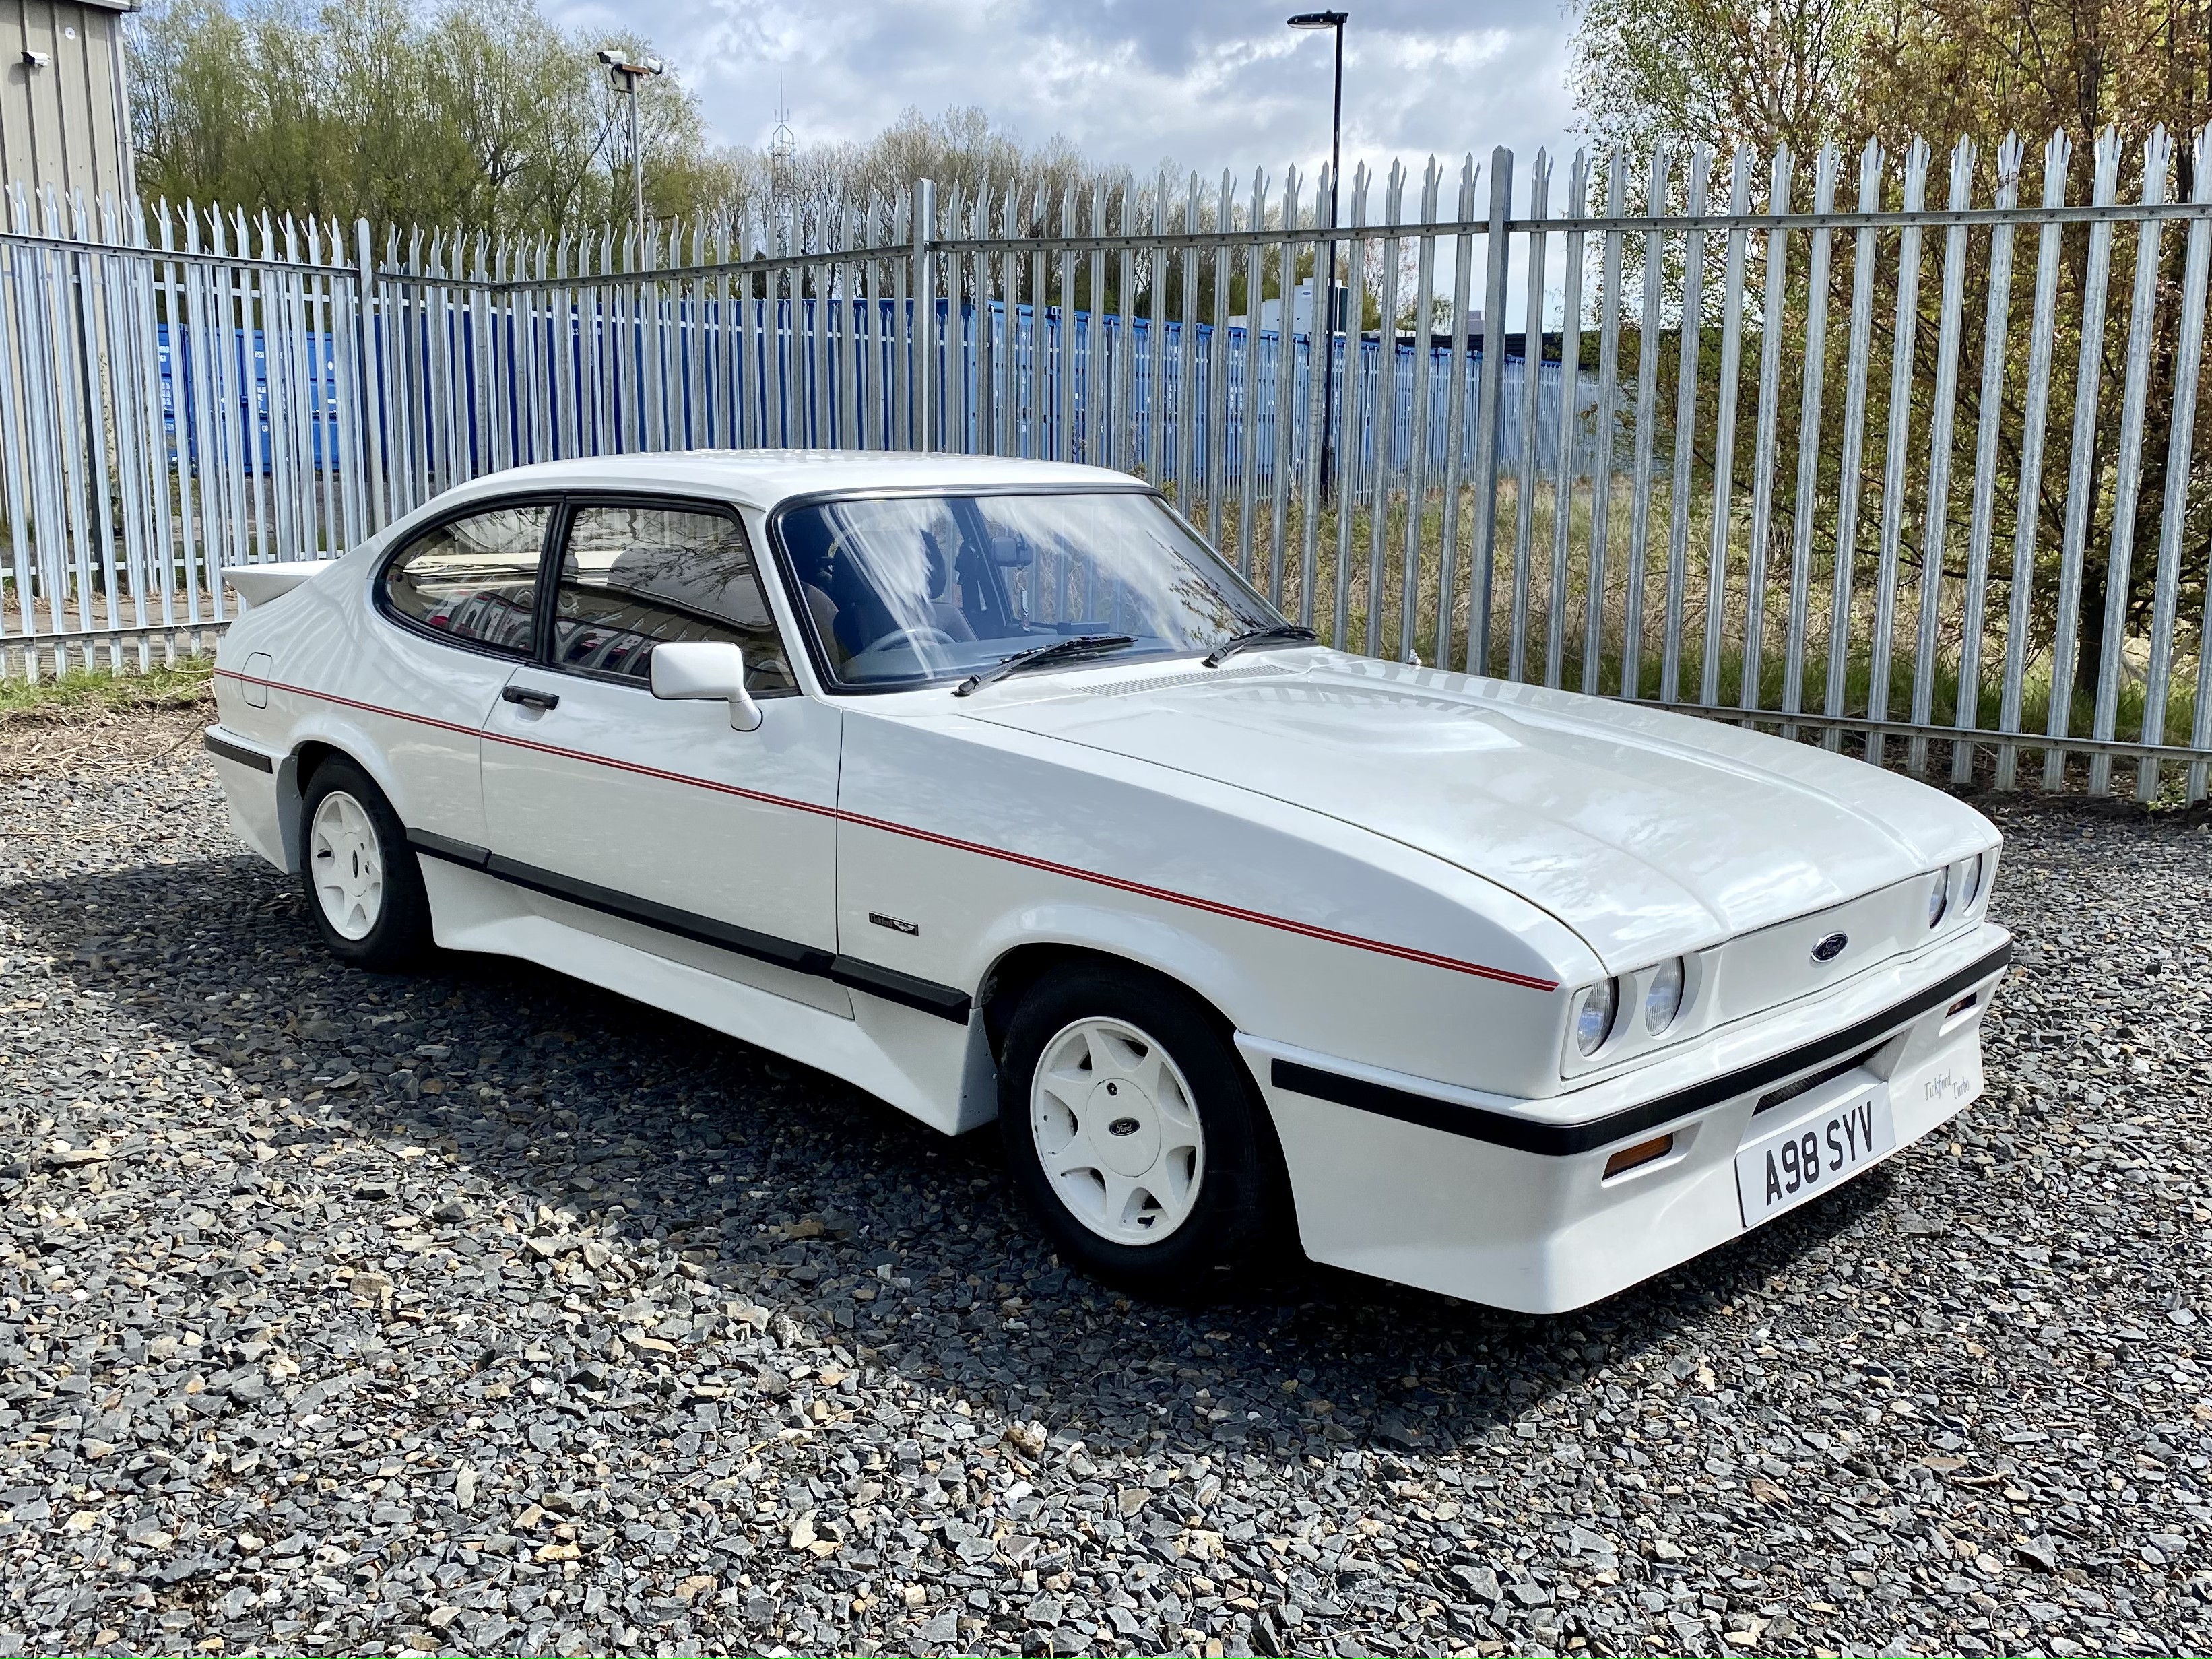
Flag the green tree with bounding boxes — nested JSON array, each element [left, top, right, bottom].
[[1567, 0, 2212, 746], [127, 0, 734, 240], [1570, 0, 1879, 160], [1571, 0, 2211, 158]]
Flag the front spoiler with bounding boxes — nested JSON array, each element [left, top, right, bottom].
[[1242, 923, 2011, 1313]]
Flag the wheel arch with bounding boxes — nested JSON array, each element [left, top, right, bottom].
[[967, 939, 1299, 1245], [958, 913, 1272, 1136], [280, 737, 397, 875], [977, 942, 1240, 1061], [291, 738, 346, 791]]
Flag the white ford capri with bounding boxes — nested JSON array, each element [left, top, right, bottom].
[[205, 451, 2009, 1311]]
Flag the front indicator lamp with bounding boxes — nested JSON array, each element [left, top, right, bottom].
[[1603, 1134, 1674, 1179], [1573, 978, 1619, 1057]]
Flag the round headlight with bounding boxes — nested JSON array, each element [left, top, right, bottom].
[[1645, 957, 1685, 1034], [1574, 979, 1619, 1057], [1959, 851, 1983, 909], [1927, 865, 1950, 929]]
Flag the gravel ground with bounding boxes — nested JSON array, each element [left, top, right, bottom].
[[0, 708, 2208, 1658]]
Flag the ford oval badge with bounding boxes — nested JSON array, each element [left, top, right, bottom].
[[1811, 931, 1848, 963]]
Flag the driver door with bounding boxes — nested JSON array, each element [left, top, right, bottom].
[[479, 496, 842, 978]]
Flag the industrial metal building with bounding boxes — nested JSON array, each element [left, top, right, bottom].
[[1, 0, 134, 211]]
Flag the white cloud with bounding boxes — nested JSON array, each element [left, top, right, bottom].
[[546, 0, 1584, 186]]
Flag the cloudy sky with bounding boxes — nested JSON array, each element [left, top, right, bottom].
[[546, 0, 1586, 186]]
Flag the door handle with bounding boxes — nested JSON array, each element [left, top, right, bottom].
[[502, 685, 560, 712]]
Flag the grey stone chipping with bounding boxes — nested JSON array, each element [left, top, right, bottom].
[[0, 710, 2206, 1657]]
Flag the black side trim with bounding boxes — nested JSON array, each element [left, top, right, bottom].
[[204, 731, 274, 773], [404, 832, 972, 1022], [1271, 940, 2013, 1157], [827, 956, 973, 1020], [482, 851, 835, 977], [407, 829, 490, 870]]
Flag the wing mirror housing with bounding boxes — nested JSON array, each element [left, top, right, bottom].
[[649, 641, 764, 731]]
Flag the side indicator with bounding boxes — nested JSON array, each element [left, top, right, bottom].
[[1602, 1134, 1674, 1179]]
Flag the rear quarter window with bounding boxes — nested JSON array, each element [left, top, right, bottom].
[[381, 504, 552, 654]]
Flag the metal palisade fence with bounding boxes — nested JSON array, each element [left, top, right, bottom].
[[3, 128, 2212, 800]]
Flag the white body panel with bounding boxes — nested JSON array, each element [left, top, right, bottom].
[[1245, 923, 2005, 1313], [203, 452, 2011, 1313], [963, 656, 1989, 972], [482, 664, 843, 955], [833, 695, 1586, 1095], [419, 859, 973, 1130]]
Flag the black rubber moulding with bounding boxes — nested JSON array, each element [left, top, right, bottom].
[[406, 830, 971, 1022], [1271, 940, 2013, 1155], [203, 731, 274, 773]]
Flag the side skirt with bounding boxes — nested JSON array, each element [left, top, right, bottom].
[[412, 855, 992, 1137], [407, 831, 971, 1022]]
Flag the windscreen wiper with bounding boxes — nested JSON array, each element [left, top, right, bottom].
[[953, 633, 1137, 697], [1202, 623, 1319, 668]]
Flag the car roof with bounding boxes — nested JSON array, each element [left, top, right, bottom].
[[435, 451, 1152, 513]]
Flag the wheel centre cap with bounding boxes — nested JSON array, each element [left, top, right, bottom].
[[1087, 1078, 1159, 1177]]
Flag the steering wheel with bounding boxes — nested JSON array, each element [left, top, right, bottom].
[[865, 626, 956, 655]]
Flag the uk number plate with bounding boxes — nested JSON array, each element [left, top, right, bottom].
[[1735, 1083, 1896, 1228]]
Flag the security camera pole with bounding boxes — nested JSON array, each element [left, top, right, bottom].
[[597, 48, 665, 249], [1287, 11, 1347, 500]]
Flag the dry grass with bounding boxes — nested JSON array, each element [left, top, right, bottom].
[[0, 657, 213, 719], [1179, 476, 2205, 752], [0, 659, 214, 779]]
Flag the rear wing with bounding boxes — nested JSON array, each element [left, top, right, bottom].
[[226, 560, 336, 608]]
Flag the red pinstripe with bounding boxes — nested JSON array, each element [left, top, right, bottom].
[[217, 668, 1561, 994]]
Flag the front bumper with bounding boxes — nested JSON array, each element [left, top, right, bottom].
[[1243, 922, 2010, 1314]]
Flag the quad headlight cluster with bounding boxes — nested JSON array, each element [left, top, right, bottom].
[[1571, 954, 1691, 1058], [1572, 979, 1617, 1056], [1929, 849, 1992, 931], [1644, 955, 1685, 1032], [1565, 846, 1996, 1074]]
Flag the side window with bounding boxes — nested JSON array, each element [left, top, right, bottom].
[[381, 504, 550, 655], [552, 503, 798, 694]]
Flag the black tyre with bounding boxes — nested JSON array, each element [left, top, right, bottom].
[[998, 962, 1287, 1297], [297, 756, 432, 971]]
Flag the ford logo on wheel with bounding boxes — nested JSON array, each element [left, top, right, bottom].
[[1107, 1117, 1141, 1137], [1811, 931, 1849, 963]]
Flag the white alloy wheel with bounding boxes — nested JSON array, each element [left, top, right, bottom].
[[308, 789, 384, 941], [1028, 1016, 1206, 1245]]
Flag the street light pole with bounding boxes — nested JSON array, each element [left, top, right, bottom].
[[1288, 11, 1347, 500], [597, 49, 665, 251], [629, 89, 643, 238]]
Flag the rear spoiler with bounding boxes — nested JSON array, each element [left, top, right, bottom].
[[226, 560, 336, 608]]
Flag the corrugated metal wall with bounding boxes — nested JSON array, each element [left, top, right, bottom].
[[0, 0, 133, 203]]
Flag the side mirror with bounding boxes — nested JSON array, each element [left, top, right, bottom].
[[649, 641, 764, 732]]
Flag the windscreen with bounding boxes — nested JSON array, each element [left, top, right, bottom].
[[777, 492, 1282, 688]]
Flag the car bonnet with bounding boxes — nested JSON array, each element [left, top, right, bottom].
[[951, 655, 1996, 971]]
